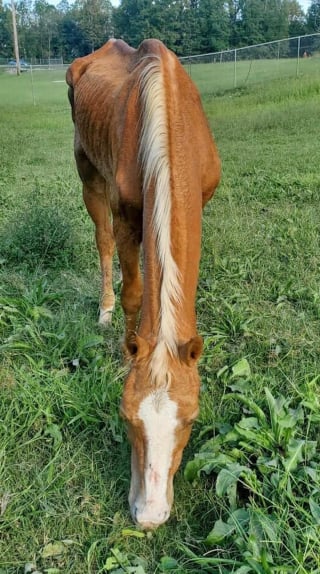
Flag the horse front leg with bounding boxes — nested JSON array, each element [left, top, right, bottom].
[[83, 182, 116, 325], [113, 213, 143, 352]]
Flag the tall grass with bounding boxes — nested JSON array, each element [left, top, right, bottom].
[[0, 68, 319, 573]]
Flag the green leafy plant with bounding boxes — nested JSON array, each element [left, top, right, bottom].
[[102, 547, 147, 574], [184, 360, 320, 572]]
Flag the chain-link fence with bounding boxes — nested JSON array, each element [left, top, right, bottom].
[[28, 57, 65, 70], [0, 56, 65, 73], [180, 33, 320, 94]]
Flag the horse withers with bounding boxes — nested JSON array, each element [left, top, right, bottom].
[[66, 39, 220, 529]]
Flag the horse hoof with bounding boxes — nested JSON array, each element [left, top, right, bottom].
[[99, 308, 113, 326]]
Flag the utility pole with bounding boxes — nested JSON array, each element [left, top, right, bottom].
[[11, 0, 20, 75]]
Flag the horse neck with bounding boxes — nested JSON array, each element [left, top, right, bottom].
[[137, 57, 203, 347], [139, 180, 202, 347]]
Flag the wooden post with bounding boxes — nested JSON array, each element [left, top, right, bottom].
[[11, 0, 20, 76]]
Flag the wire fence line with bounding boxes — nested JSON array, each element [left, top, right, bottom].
[[1, 33, 319, 103], [180, 33, 320, 93], [0, 56, 64, 66], [0, 57, 68, 78]]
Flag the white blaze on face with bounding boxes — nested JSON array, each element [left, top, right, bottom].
[[133, 389, 178, 527]]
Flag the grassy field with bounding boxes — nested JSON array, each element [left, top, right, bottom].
[[0, 63, 320, 574], [186, 55, 320, 94], [1, 52, 319, 100]]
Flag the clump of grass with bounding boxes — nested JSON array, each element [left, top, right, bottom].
[[1, 199, 77, 269]]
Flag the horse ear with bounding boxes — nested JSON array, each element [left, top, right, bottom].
[[126, 334, 150, 360], [179, 336, 203, 366]]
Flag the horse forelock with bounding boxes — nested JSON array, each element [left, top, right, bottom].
[[139, 58, 181, 386], [148, 340, 172, 388]]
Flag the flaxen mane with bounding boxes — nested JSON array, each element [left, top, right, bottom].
[[139, 58, 181, 386]]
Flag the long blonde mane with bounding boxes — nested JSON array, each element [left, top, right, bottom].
[[139, 58, 181, 384]]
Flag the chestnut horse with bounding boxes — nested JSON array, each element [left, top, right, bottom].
[[67, 39, 220, 529]]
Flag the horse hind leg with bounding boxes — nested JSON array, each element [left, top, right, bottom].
[[83, 179, 115, 325]]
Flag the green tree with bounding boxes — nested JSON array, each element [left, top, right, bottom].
[[113, 0, 227, 55], [307, 0, 320, 31], [236, 0, 289, 46], [58, 15, 88, 59], [0, 3, 12, 59], [76, 0, 113, 52], [57, 0, 71, 13], [28, 0, 60, 60], [286, 0, 306, 36], [113, 0, 159, 47], [197, 0, 230, 52]]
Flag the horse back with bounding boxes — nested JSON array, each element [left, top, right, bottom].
[[66, 39, 219, 209]]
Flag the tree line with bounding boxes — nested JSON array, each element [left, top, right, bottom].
[[0, 0, 319, 62]]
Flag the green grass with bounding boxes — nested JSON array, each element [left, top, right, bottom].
[[185, 55, 320, 94], [0, 64, 320, 573]]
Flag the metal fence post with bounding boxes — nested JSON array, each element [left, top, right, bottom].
[[296, 35, 301, 77], [234, 49, 237, 88], [30, 65, 36, 106]]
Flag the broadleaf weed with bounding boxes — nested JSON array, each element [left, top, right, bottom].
[[184, 359, 320, 571]]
